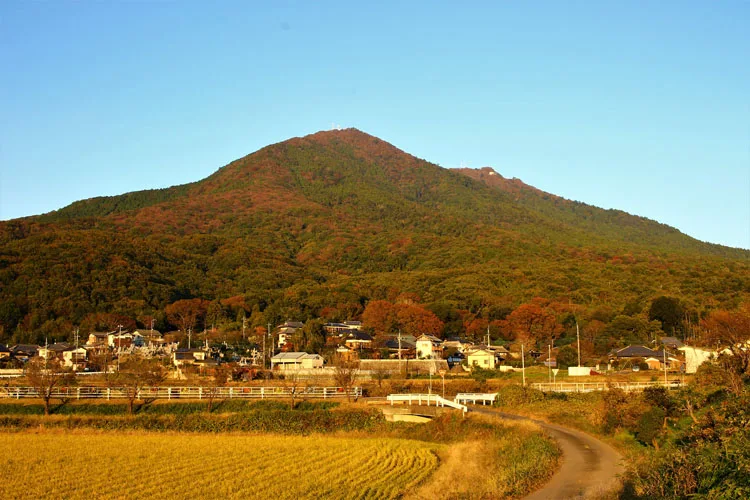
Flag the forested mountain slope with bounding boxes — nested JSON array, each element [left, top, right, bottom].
[[1, 129, 747, 341]]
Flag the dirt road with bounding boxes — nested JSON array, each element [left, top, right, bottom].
[[474, 408, 625, 499]]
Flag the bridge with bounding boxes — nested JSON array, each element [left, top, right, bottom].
[[386, 393, 468, 413], [454, 392, 498, 405]]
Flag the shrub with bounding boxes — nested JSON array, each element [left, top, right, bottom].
[[494, 385, 544, 406], [635, 406, 666, 447]]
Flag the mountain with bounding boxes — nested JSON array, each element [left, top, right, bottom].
[[1, 129, 748, 343]]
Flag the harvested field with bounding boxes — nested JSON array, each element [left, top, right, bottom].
[[1, 432, 440, 499]]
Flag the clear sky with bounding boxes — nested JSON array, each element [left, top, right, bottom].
[[1, 1, 748, 249]]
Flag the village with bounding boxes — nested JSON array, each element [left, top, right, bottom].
[[0, 318, 721, 386]]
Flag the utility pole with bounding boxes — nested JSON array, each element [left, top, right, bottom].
[[548, 344, 552, 384], [242, 315, 247, 341], [486, 325, 490, 347], [663, 347, 668, 388], [521, 343, 526, 386], [188, 327, 192, 349], [117, 324, 123, 372], [150, 318, 155, 334], [398, 329, 402, 361], [74, 328, 79, 349], [576, 320, 581, 367], [265, 323, 271, 369]]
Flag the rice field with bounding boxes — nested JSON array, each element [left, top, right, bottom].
[[0, 432, 440, 499]]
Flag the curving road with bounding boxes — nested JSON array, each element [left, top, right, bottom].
[[474, 408, 625, 500]]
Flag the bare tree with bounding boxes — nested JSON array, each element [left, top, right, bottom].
[[25, 357, 75, 416], [202, 363, 233, 412], [333, 356, 359, 403], [116, 355, 166, 414]]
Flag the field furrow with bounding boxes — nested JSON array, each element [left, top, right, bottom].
[[1, 433, 440, 499]]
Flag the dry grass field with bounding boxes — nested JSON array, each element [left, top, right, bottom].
[[0, 431, 440, 499]]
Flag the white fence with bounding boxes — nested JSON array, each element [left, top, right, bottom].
[[0, 386, 362, 400], [386, 393, 467, 413], [530, 380, 682, 393], [454, 393, 498, 405]]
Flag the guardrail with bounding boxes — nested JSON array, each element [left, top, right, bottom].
[[454, 393, 498, 405], [386, 393, 467, 413], [0, 386, 362, 400], [530, 380, 682, 393]]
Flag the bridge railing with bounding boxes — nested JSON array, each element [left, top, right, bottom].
[[454, 393, 498, 405], [386, 393, 467, 413]]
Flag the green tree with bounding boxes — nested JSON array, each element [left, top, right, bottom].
[[648, 296, 684, 336]]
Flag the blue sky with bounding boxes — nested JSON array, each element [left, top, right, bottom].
[[1, 1, 748, 249]]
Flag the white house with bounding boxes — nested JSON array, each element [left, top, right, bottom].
[[466, 349, 495, 370], [416, 335, 443, 359], [271, 352, 324, 370], [62, 347, 88, 370]]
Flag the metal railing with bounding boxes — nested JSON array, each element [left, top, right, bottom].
[[386, 393, 467, 413], [0, 386, 362, 400], [530, 380, 682, 393]]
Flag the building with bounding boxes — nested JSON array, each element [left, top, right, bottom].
[[277, 321, 304, 347], [172, 348, 211, 367], [62, 347, 88, 371], [86, 332, 109, 347], [466, 349, 495, 370], [678, 346, 717, 374], [344, 331, 373, 350], [10, 345, 38, 362], [271, 352, 324, 370], [415, 334, 443, 359], [108, 331, 133, 349]]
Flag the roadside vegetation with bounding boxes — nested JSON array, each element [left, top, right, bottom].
[[493, 361, 750, 498]]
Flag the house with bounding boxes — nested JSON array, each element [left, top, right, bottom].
[[39, 342, 75, 360], [344, 331, 373, 350], [644, 356, 681, 371], [336, 345, 359, 363], [446, 351, 464, 366], [415, 334, 443, 359], [10, 344, 39, 362], [108, 331, 133, 349], [324, 323, 352, 337], [277, 321, 304, 347], [0, 344, 10, 360], [271, 352, 324, 370], [87, 332, 109, 347], [129, 331, 147, 347], [467, 349, 495, 370], [678, 346, 717, 374], [172, 348, 211, 367], [608, 345, 660, 360], [487, 345, 510, 360], [377, 335, 416, 358], [343, 321, 362, 330], [62, 347, 88, 370], [442, 338, 474, 354], [38, 343, 87, 370]]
